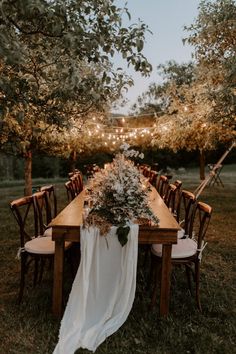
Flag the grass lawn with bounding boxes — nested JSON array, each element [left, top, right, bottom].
[[0, 166, 235, 354]]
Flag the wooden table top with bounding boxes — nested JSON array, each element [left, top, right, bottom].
[[50, 187, 180, 244]]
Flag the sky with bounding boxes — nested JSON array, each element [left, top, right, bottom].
[[113, 0, 201, 114]]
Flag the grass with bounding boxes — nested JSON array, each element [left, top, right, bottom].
[[0, 165, 235, 354]]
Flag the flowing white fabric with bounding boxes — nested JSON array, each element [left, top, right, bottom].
[[53, 224, 139, 354]]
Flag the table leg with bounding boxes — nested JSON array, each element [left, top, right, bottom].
[[160, 244, 172, 317], [53, 238, 64, 318]]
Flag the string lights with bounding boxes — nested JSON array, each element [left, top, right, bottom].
[[69, 112, 162, 150]]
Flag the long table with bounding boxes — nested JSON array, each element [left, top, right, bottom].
[[50, 187, 180, 318]]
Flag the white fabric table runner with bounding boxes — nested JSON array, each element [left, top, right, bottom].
[[53, 224, 139, 353]]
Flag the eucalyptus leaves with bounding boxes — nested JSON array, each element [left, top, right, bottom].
[[85, 145, 159, 246]]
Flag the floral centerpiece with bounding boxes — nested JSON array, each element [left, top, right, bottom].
[[84, 144, 159, 246]]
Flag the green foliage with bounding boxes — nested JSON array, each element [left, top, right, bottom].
[[0, 0, 152, 119], [133, 0, 236, 153], [131, 61, 195, 115], [116, 225, 130, 247], [158, 60, 195, 87], [183, 0, 236, 127]]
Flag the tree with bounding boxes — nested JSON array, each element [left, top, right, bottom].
[[131, 61, 195, 115], [150, 62, 235, 179], [132, 0, 236, 179], [0, 0, 152, 103], [183, 0, 236, 177], [0, 0, 152, 193], [183, 0, 236, 129]]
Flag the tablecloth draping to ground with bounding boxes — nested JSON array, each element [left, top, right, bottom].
[[53, 224, 139, 353]]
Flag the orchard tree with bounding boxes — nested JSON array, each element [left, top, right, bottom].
[[184, 0, 236, 126], [0, 0, 152, 194], [182, 0, 236, 177], [131, 61, 195, 115], [133, 0, 235, 179]]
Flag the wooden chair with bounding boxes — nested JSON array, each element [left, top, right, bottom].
[[65, 180, 76, 201], [69, 176, 80, 195], [207, 164, 224, 187], [68, 169, 80, 178], [150, 201, 212, 311], [10, 193, 71, 303], [74, 171, 83, 192], [165, 183, 178, 212], [176, 190, 196, 238], [156, 175, 169, 200], [34, 189, 56, 238], [172, 180, 182, 219], [70, 172, 83, 195], [40, 184, 57, 220], [149, 170, 158, 186], [174, 180, 182, 189]]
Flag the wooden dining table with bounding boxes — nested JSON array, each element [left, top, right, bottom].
[[50, 187, 180, 318]]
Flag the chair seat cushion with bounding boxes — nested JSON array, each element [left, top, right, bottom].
[[43, 227, 52, 237], [177, 228, 185, 239], [25, 236, 72, 255], [151, 238, 197, 259]]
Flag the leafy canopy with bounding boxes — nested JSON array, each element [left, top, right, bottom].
[[0, 0, 152, 157]]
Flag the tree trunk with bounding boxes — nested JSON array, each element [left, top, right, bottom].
[[199, 149, 205, 180], [69, 150, 77, 172], [24, 151, 32, 196]]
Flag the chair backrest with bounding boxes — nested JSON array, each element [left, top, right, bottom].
[[74, 171, 83, 192], [174, 180, 182, 189], [188, 201, 212, 250], [177, 189, 196, 236], [149, 170, 158, 186], [69, 175, 80, 195], [32, 190, 51, 233], [10, 195, 38, 247], [156, 175, 169, 200], [143, 166, 151, 178], [65, 180, 76, 201], [68, 169, 80, 178], [40, 184, 57, 219], [165, 183, 177, 212], [173, 180, 182, 218]]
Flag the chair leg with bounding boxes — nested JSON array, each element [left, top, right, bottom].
[[18, 253, 27, 304], [195, 261, 202, 312], [185, 264, 193, 296]]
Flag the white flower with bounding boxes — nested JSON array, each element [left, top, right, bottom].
[[120, 143, 130, 151], [139, 153, 144, 159]]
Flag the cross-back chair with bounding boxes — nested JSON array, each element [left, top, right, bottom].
[[149, 170, 158, 186], [69, 176, 80, 196], [33, 189, 55, 238], [176, 190, 196, 238], [172, 180, 182, 219], [74, 171, 83, 192], [150, 200, 212, 311], [156, 175, 169, 200], [10, 191, 71, 303], [65, 180, 76, 202], [40, 184, 57, 220], [174, 180, 182, 189], [70, 172, 83, 194], [165, 183, 178, 212], [68, 169, 80, 178]]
